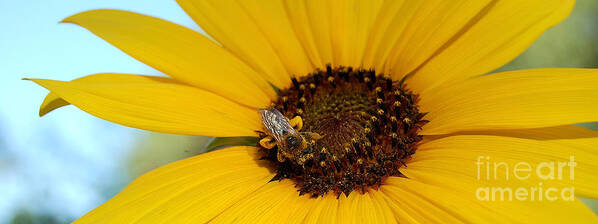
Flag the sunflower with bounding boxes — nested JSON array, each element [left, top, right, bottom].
[[27, 0, 598, 223]]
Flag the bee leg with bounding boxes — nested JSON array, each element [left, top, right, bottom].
[[289, 116, 303, 131], [303, 132, 324, 140], [259, 136, 277, 149], [297, 153, 314, 165], [298, 156, 307, 165], [254, 130, 266, 136], [277, 151, 286, 162]]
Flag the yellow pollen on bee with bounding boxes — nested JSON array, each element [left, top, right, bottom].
[[299, 157, 307, 163]]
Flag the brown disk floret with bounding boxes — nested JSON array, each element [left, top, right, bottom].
[[258, 65, 428, 197]]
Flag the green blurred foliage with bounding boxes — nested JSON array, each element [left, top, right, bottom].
[[581, 198, 598, 213], [205, 136, 259, 152], [499, 0, 598, 71], [10, 210, 61, 224]]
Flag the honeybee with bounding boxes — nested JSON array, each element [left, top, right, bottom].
[[258, 108, 322, 164]]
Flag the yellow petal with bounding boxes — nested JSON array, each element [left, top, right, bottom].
[[303, 191, 395, 224], [176, 0, 300, 88], [237, 0, 315, 78], [39, 73, 174, 117], [328, 0, 384, 68], [28, 74, 261, 137], [283, 0, 325, 69], [410, 135, 598, 198], [405, 0, 574, 94], [421, 68, 598, 135], [367, 190, 397, 224], [215, 182, 397, 223], [304, 194, 338, 224], [402, 135, 598, 223], [63, 9, 274, 107], [39, 92, 68, 117], [300, 0, 334, 67], [427, 125, 598, 141], [382, 177, 508, 223], [72, 146, 273, 223], [367, 0, 493, 78], [210, 179, 318, 223], [287, 0, 384, 69], [380, 187, 440, 224], [361, 0, 422, 70]]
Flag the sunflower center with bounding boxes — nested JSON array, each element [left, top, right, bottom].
[[258, 65, 427, 197]]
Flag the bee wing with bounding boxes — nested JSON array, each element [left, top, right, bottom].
[[259, 108, 298, 143]]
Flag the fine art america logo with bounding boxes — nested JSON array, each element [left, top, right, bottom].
[[475, 156, 576, 201]]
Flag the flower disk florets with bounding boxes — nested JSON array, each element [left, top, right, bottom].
[[258, 65, 428, 197]]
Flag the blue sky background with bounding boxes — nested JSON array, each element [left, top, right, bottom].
[[0, 1, 204, 222], [1, 0, 598, 223]]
